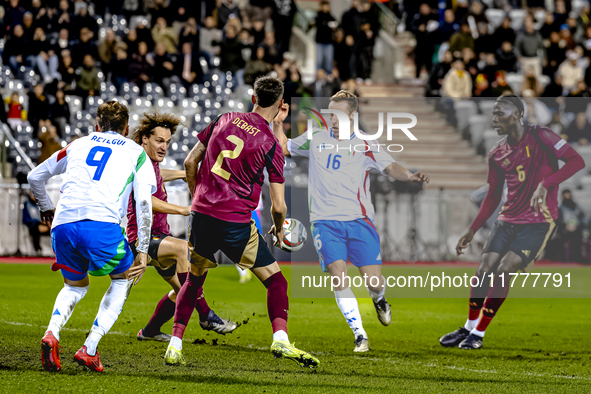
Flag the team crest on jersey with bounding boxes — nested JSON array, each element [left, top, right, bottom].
[[502, 158, 511, 167]]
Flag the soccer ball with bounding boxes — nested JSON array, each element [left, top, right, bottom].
[[273, 218, 307, 253]]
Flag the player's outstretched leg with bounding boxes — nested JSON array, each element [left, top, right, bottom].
[[459, 254, 515, 349], [329, 260, 370, 352], [364, 273, 391, 327], [42, 278, 89, 372], [75, 277, 133, 372], [440, 252, 497, 348], [165, 269, 207, 365], [255, 265, 319, 368]]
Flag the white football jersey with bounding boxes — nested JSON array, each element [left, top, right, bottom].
[[288, 129, 395, 222], [29, 131, 156, 229]]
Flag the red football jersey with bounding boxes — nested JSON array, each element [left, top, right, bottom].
[[192, 112, 285, 223], [127, 158, 170, 242], [488, 124, 573, 224]]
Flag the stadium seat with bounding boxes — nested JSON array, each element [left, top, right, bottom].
[[508, 9, 527, 31], [485, 9, 506, 30], [483, 129, 501, 152], [121, 82, 140, 101], [167, 83, 186, 105], [142, 82, 164, 103], [65, 96, 83, 123], [155, 97, 175, 111], [179, 98, 199, 117], [455, 100, 478, 132], [469, 114, 491, 144], [100, 82, 117, 100], [479, 100, 495, 117], [505, 73, 524, 96]]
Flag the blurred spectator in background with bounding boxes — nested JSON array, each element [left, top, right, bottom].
[[520, 66, 544, 96], [426, 50, 452, 97], [438, 9, 460, 45], [479, 52, 499, 84], [262, 31, 280, 66], [22, 12, 34, 41], [492, 18, 516, 49], [555, 189, 586, 262], [32, 27, 61, 85], [200, 16, 222, 59], [244, 46, 271, 85], [73, 3, 97, 37], [315, 0, 336, 73], [175, 41, 200, 88], [111, 48, 129, 93], [490, 71, 513, 97], [250, 20, 266, 47], [463, 47, 478, 79], [554, 0, 568, 27], [541, 74, 564, 110], [548, 111, 565, 135], [474, 21, 493, 58], [516, 15, 545, 77], [144, 0, 171, 24], [152, 17, 178, 54], [38, 123, 61, 163], [334, 28, 353, 82], [215, 25, 246, 84], [57, 49, 76, 92], [474, 73, 492, 97], [50, 89, 70, 138], [357, 0, 379, 82], [99, 29, 127, 78], [496, 41, 518, 72], [543, 31, 566, 77], [218, 0, 242, 29], [410, 3, 437, 79], [450, 23, 474, 59], [71, 27, 98, 65], [442, 59, 472, 98], [128, 41, 152, 89], [557, 51, 584, 92], [540, 12, 555, 40], [56, 0, 73, 34], [22, 191, 50, 256], [153, 42, 179, 95], [179, 17, 199, 48], [55, 28, 71, 52], [6, 0, 26, 33], [75, 54, 100, 99], [28, 84, 50, 138], [522, 89, 552, 125], [272, 0, 296, 56], [6, 91, 25, 129], [5, 25, 34, 76], [283, 62, 303, 103], [125, 28, 140, 56], [559, 23, 576, 51], [565, 111, 591, 145]]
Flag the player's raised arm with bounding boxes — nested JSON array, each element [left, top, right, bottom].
[[27, 143, 71, 226], [456, 154, 505, 256]]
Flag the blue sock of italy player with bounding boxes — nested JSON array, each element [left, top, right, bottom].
[[46, 284, 89, 340], [334, 287, 367, 339], [84, 279, 133, 356]]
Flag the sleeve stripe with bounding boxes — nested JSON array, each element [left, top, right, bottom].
[[136, 150, 147, 170], [56, 143, 72, 162]]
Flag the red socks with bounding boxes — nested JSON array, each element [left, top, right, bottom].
[[172, 272, 206, 339], [143, 293, 175, 336], [262, 272, 289, 334], [475, 274, 510, 333], [178, 272, 211, 321]]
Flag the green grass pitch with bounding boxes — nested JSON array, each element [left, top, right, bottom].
[[0, 264, 590, 393]]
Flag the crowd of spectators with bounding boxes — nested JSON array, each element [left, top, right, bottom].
[[0, 0, 313, 164], [403, 0, 591, 149]]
